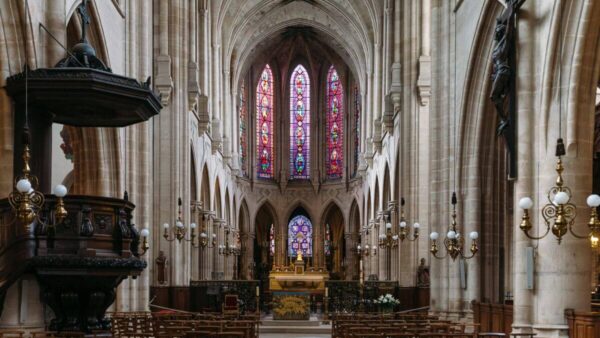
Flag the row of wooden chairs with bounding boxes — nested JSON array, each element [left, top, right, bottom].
[[331, 312, 479, 338], [110, 311, 259, 338], [0, 331, 105, 338]]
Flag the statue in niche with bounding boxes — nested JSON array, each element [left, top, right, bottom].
[[417, 258, 430, 287], [155, 251, 167, 285], [490, 0, 525, 178]]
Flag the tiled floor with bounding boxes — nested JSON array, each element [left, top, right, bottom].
[[260, 334, 331, 338]]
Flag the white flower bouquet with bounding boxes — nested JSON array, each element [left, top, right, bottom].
[[373, 294, 399, 312]]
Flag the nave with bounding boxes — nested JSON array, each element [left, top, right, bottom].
[[0, 1, 600, 338]]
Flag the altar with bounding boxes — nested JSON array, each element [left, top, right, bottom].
[[269, 253, 329, 293], [269, 253, 329, 319]]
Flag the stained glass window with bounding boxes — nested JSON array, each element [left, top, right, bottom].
[[269, 223, 275, 256], [326, 66, 344, 178], [289, 65, 311, 179], [239, 80, 247, 176], [353, 83, 361, 176], [288, 215, 312, 257], [257, 65, 274, 178], [324, 223, 331, 256]]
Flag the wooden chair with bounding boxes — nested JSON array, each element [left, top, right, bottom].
[[31, 332, 58, 338], [215, 332, 245, 338], [222, 295, 239, 315], [53, 332, 86, 338], [186, 332, 217, 338], [0, 331, 24, 338]]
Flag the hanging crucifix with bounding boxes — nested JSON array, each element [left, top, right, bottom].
[[490, 0, 525, 179]]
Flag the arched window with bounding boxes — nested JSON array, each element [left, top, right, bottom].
[[290, 65, 311, 179], [288, 215, 312, 257], [326, 66, 343, 178], [239, 79, 247, 176], [257, 65, 274, 179], [353, 83, 361, 176]]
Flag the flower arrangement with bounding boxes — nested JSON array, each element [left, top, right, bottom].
[[374, 293, 400, 305], [373, 294, 400, 313]]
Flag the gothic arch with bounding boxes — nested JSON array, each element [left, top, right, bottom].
[[382, 163, 390, 209], [373, 176, 380, 217], [254, 200, 279, 266], [238, 199, 252, 279], [214, 178, 222, 218]]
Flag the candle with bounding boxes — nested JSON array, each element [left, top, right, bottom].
[[256, 286, 260, 297], [325, 287, 328, 298]]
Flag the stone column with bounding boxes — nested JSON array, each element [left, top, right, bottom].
[[511, 0, 535, 331]]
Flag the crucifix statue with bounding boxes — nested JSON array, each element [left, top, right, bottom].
[[76, 0, 90, 43], [490, 0, 525, 179]]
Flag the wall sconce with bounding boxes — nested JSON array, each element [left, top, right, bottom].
[[140, 228, 150, 255], [429, 192, 478, 261], [356, 244, 370, 257]]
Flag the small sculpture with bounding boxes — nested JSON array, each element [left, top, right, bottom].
[[155, 251, 167, 285], [417, 258, 430, 287]]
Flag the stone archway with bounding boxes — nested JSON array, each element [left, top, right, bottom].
[[322, 202, 345, 279]]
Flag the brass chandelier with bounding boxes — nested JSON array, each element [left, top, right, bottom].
[[8, 129, 68, 229], [163, 197, 200, 246], [518, 138, 600, 246], [429, 192, 479, 261]]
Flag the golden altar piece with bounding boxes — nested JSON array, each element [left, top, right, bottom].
[[269, 254, 329, 292]]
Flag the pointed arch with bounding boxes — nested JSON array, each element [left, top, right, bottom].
[[256, 64, 275, 179], [382, 163, 390, 209], [287, 205, 313, 257], [373, 177, 380, 217], [366, 187, 371, 224], [322, 201, 345, 276], [224, 188, 231, 226], [201, 164, 210, 209], [190, 147, 198, 202], [326, 65, 344, 178], [238, 199, 251, 279], [214, 178, 222, 218], [255, 201, 278, 269], [289, 64, 311, 179]]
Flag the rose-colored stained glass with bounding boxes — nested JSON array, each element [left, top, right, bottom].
[[354, 83, 360, 176], [289, 65, 310, 179], [256, 65, 274, 179], [326, 66, 344, 178], [288, 215, 312, 257], [239, 80, 247, 176]]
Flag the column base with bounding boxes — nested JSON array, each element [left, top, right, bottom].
[[531, 324, 569, 338]]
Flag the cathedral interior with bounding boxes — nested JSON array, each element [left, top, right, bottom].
[[0, 0, 599, 337]]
